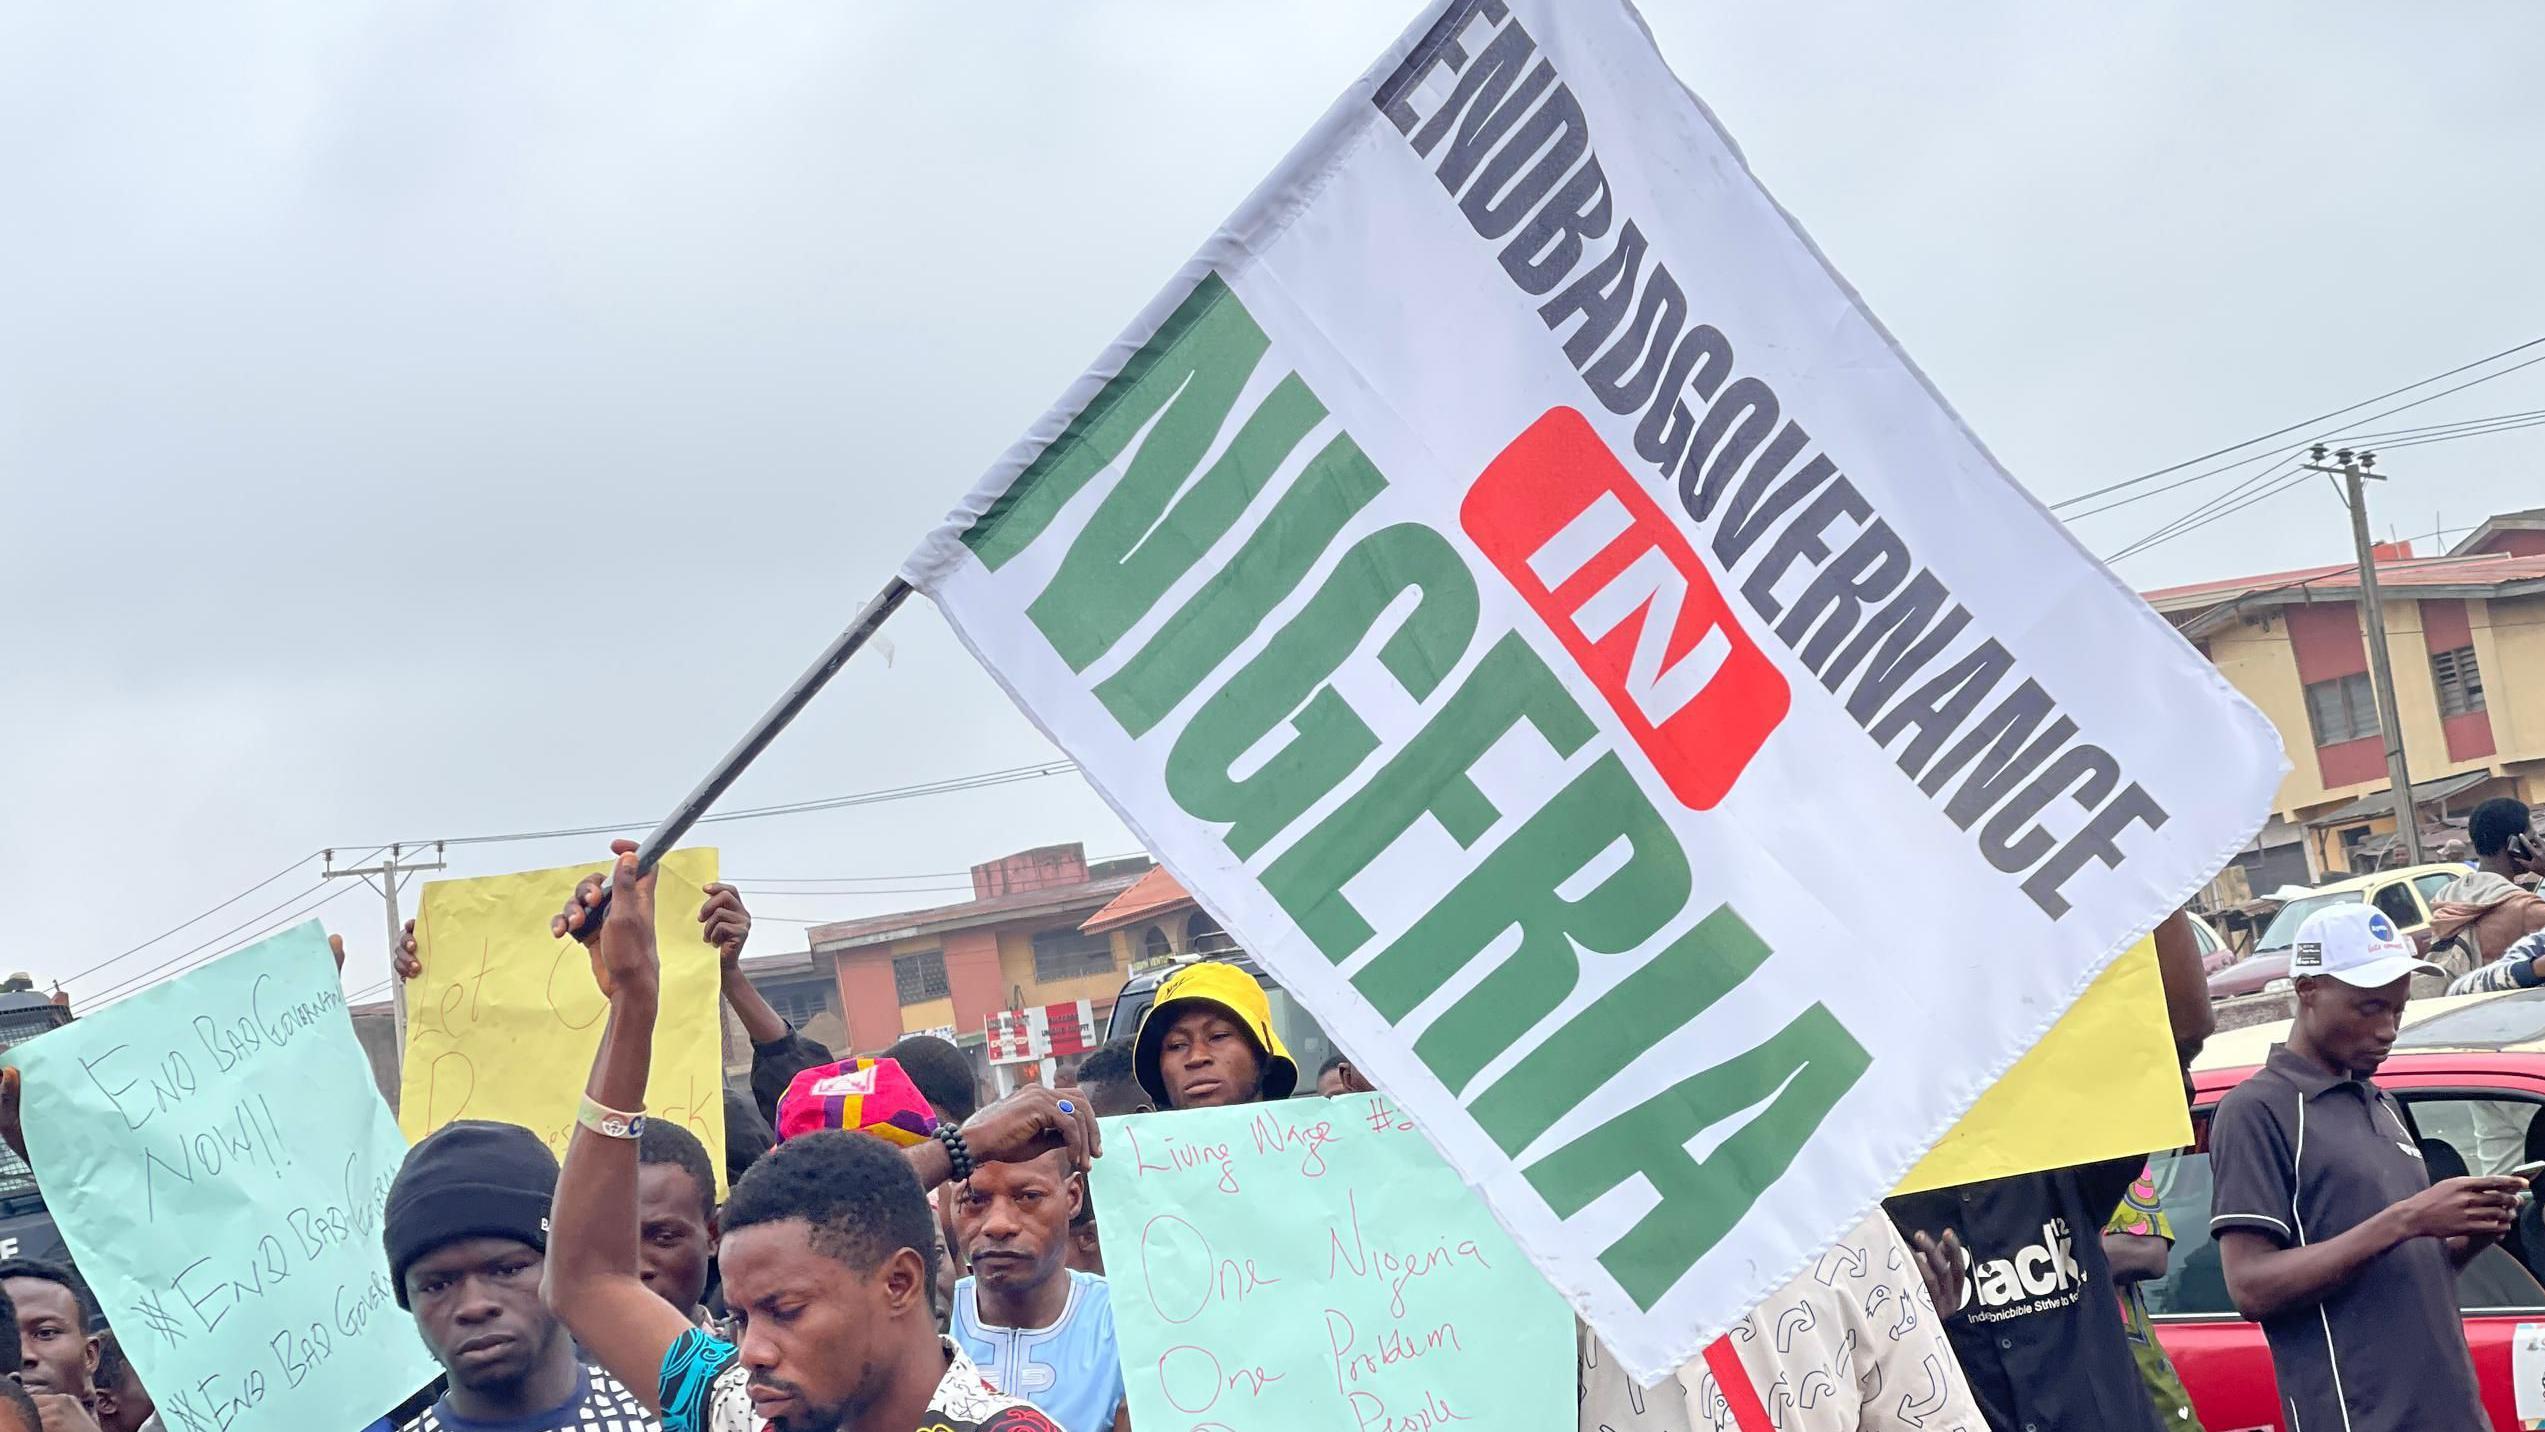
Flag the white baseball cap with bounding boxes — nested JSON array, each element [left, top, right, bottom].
[[2290, 902, 2443, 988]]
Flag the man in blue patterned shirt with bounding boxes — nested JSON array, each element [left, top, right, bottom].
[[543, 842, 1091, 1432]]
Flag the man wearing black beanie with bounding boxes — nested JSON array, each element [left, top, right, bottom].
[[383, 1119, 659, 1432]]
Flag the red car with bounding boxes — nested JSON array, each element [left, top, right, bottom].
[[2147, 986, 2545, 1429]]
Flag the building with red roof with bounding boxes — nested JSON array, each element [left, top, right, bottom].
[[2145, 509, 2545, 884]]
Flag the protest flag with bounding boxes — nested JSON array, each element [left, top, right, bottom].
[[894, 0, 2284, 1383], [577, 0, 2284, 1385]]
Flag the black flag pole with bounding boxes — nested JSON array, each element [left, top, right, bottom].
[[572, 574, 916, 934]]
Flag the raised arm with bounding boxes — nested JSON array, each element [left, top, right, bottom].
[[702, 882, 791, 1048], [541, 842, 694, 1412]]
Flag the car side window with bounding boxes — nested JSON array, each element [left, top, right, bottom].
[[2374, 881, 2423, 931], [2417, 872, 2460, 909], [2145, 1096, 2545, 1317], [2399, 1094, 2545, 1306]]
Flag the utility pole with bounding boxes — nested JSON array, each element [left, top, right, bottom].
[[2306, 445, 2424, 868], [324, 843, 446, 1059]]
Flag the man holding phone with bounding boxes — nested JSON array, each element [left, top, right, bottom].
[[2209, 903, 2526, 1432], [2432, 798, 2545, 978]]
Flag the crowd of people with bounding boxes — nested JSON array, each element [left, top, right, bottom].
[[0, 803, 2538, 1432]]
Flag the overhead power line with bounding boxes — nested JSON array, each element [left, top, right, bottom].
[[2051, 335, 2545, 511], [389, 760, 1080, 851], [2339, 407, 2545, 443], [2075, 350, 2545, 526], [2096, 353, 2545, 562], [2366, 412, 2545, 453], [52, 850, 324, 991], [88, 759, 1096, 1008], [2104, 463, 2321, 564], [85, 879, 364, 1010]]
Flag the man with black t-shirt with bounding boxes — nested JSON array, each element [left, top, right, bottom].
[[1883, 911, 2215, 1432], [1886, 1158, 2156, 1432]]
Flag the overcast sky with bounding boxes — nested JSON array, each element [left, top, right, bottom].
[[7, 2, 2542, 1007]]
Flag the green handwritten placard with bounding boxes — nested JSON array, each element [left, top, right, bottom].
[[1090, 1093, 1570, 1431], [6, 923, 435, 1432]]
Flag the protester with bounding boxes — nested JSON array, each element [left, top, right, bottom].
[[884, 1036, 981, 1126], [0, 1088, 116, 1432], [772, 1052, 965, 1318], [545, 841, 1087, 1431], [878, 1033, 990, 1305], [1057, 1040, 1142, 1279], [720, 1089, 775, 1190], [948, 1149, 1126, 1432], [1069, 1040, 1147, 1119], [88, 1333, 156, 1432], [1883, 909, 2216, 1432], [0, 1261, 96, 1410], [2209, 902, 2517, 1432], [0, 1289, 46, 1432], [383, 1119, 660, 1432], [637, 1122, 721, 1328], [698, 884, 843, 1129], [1314, 1051, 1372, 1097], [2431, 797, 2545, 972], [1579, 1207, 1979, 1431], [2102, 1165, 2203, 1429], [2448, 925, 2545, 997], [1063, 1201, 1103, 1280], [1132, 962, 1298, 1109], [596, 873, 997, 1302], [0, 1287, 18, 1397], [0, 1382, 39, 1432]]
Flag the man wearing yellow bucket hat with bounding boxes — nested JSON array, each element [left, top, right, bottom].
[[1132, 962, 1300, 1109]]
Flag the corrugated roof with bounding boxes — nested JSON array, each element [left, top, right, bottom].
[[1080, 866, 1196, 935], [806, 867, 1149, 952], [2144, 550, 2545, 611], [2302, 770, 2498, 826]]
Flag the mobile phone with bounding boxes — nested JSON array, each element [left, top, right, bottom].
[[2510, 1159, 2545, 1183]]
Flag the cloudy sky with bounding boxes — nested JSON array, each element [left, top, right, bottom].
[[7, 2, 2541, 1007]]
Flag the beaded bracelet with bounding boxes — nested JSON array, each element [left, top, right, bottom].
[[935, 1123, 975, 1183]]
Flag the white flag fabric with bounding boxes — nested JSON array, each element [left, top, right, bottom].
[[906, 0, 2283, 1385]]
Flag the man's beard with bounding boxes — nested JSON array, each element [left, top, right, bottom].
[[753, 1369, 866, 1432], [766, 1405, 850, 1432]]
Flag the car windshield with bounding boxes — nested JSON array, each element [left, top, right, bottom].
[[2255, 889, 2364, 952]]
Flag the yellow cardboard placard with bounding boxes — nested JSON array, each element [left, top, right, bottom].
[[1894, 936, 2189, 1194], [399, 848, 728, 1191]]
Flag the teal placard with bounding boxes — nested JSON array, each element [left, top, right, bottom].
[[7, 923, 436, 1432], [1089, 1093, 1571, 1431]]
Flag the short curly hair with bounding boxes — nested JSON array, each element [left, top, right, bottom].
[[639, 1119, 719, 1224], [720, 1129, 936, 1290], [882, 1035, 980, 1123], [1072, 1037, 1145, 1117], [0, 1258, 96, 1325], [2471, 798, 2533, 857]]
